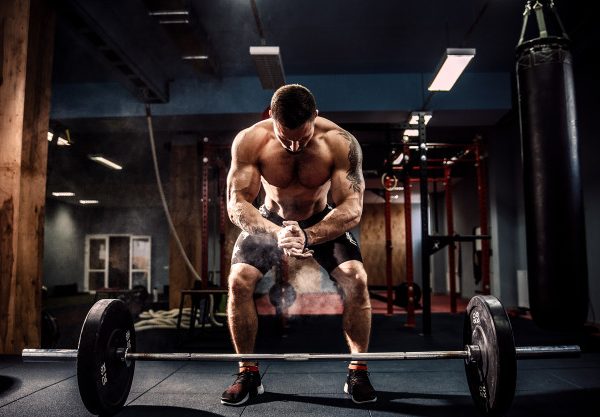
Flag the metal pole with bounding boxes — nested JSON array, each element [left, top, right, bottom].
[[444, 164, 457, 313], [418, 113, 431, 335], [384, 176, 394, 315], [474, 138, 490, 294], [201, 144, 210, 288], [218, 163, 227, 289], [21, 345, 581, 362], [403, 145, 416, 328], [127, 351, 470, 361]]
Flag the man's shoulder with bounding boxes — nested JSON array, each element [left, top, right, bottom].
[[316, 117, 357, 148], [234, 120, 273, 147], [315, 116, 342, 134]]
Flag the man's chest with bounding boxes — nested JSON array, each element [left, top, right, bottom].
[[258, 150, 333, 189]]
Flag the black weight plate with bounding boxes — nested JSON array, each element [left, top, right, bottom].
[[77, 299, 136, 415], [463, 295, 516, 417], [269, 282, 297, 309], [395, 282, 422, 308]]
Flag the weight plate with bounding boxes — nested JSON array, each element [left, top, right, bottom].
[[463, 295, 516, 417], [269, 282, 297, 309], [77, 299, 136, 415], [395, 282, 422, 308]]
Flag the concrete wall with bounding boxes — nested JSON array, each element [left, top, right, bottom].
[[43, 199, 87, 292], [43, 201, 169, 294]]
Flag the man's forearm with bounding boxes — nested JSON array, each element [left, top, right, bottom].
[[228, 200, 280, 236], [304, 203, 361, 246]]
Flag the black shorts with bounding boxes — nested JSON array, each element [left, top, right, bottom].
[[231, 205, 363, 276]]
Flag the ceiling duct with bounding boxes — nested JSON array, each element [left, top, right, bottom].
[[143, 0, 219, 76], [249, 0, 285, 90], [250, 46, 285, 89], [58, 0, 169, 103]]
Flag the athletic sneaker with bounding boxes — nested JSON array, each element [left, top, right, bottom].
[[344, 369, 377, 404], [220, 369, 264, 406]]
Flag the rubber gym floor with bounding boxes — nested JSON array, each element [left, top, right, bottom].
[[1, 297, 600, 417]]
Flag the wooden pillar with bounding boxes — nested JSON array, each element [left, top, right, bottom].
[[200, 145, 209, 289], [0, 0, 55, 354], [168, 143, 203, 309]]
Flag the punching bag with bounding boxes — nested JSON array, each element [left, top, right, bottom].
[[516, 12, 588, 329]]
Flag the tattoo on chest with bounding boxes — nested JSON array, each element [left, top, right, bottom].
[[338, 130, 363, 193]]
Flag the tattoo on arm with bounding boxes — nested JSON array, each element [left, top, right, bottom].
[[337, 129, 363, 193], [228, 189, 269, 235]]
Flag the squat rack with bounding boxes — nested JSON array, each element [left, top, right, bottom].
[[382, 113, 491, 335]]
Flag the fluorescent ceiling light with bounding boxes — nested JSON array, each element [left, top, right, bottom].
[[148, 10, 189, 16], [52, 192, 75, 197], [56, 136, 70, 146], [79, 200, 99, 205], [159, 19, 190, 24], [403, 129, 420, 137], [49, 130, 71, 145], [428, 48, 476, 92], [409, 113, 432, 125], [89, 155, 123, 170], [250, 46, 285, 89], [182, 55, 209, 60]]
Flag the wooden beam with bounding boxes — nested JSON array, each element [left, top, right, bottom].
[[168, 143, 203, 309], [0, 0, 31, 354], [1, 16, 4, 85], [16, 0, 55, 350], [0, 0, 55, 354]]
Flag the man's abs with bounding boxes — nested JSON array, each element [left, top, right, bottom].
[[262, 189, 329, 221]]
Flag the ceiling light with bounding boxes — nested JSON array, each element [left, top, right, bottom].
[[409, 112, 432, 125], [88, 155, 123, 170], [250, 46, 286, 89], [79, 200, 99, 205], [49, 129, 71, 145], [148, 10, 189, 16], [403, 129, 420, 137], [52, 192, 75, 197], [182, 55, 209, 60], [158, 19, 190, 24], [428, 48, 476, 91], [392, 152, 405, 165], [56, 136, 70, 146]]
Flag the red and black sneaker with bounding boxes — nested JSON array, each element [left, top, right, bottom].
[[344, 368, 377, 404], [220, 368, 264, 406]]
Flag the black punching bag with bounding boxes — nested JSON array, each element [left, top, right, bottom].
[[516, 35, 588, 330]]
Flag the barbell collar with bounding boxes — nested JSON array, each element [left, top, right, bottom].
[[515, 345, 581, 358], [22, 349, 78, 362]]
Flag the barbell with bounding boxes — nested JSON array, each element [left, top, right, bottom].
[[22, 295, 581, 416]]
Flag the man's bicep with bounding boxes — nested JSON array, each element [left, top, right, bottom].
[[227, 130, 262, 203], [227, 161, 261, 203], [330, 168, 363, 206]]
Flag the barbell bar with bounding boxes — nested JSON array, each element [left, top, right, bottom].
[[22, 345, 580, 363], [21, 296, 583, 417]]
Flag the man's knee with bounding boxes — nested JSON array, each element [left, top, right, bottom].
[[333, 262, 369, 296], [228, 263, 262, 299]]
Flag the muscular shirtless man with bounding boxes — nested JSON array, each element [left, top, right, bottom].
[[221, 84, 376, 406]]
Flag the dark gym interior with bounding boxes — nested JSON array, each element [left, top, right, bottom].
[[1, 1, 600, 416]]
